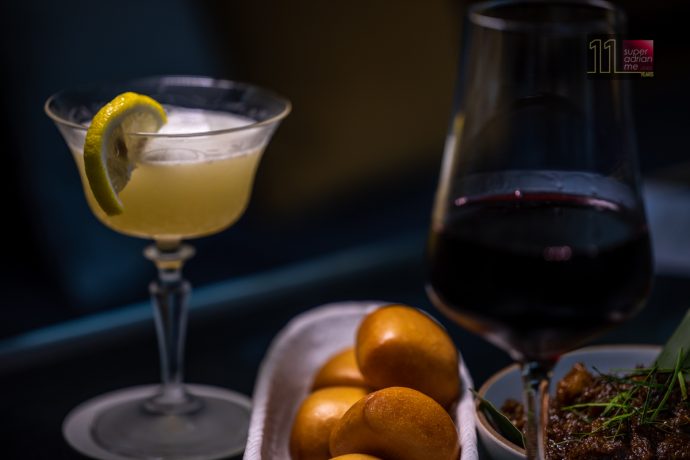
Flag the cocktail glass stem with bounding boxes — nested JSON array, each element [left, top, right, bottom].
[[143, 241, 201, 415], [521, 361, 553, 460]]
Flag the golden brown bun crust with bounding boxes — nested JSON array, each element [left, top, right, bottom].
[[290, 386, 369, 460], [329, 387, 460, 460], [329, 455, 383, 460], [355, 305, 460, 408], [312, 347, 367, 390]]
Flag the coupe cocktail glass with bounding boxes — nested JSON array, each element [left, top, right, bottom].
[[46, 76, 290, 459]]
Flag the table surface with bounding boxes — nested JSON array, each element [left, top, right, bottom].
[[1, 241, 687, 459]]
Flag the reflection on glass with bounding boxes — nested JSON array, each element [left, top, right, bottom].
[[426, 2, 653, 458]]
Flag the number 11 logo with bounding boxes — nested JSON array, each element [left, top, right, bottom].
[[588, 38, 654, 77]]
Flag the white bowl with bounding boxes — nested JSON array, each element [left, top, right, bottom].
[[244, 301, 479, 460], [475, 344, 661, 460]]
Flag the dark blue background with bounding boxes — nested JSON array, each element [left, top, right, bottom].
[[0, 1, 689, 457]]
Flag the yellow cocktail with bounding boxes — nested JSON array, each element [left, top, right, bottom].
[[70, 109, 263, 240]]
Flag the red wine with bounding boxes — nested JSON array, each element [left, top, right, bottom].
[[427, 192, 653, 362]]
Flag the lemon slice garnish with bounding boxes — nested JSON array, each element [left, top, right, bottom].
[[84, 92, 167, 215]]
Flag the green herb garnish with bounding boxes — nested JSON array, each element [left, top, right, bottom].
[[475, 308, 690, 447], [559, 351, 689, 434], [472, 389, 526, 448], [656, 308, 690, 369], [560, 310, 690, 435]]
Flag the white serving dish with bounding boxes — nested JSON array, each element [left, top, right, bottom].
[[243, 301, 478, 460], [475, 344, 661, 460]]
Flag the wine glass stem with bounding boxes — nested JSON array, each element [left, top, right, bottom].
[[143, 242, 201, 415], [521, 361, 553, 460]]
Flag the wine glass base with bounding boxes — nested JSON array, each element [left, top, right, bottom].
[[63, 384, 252, 460]]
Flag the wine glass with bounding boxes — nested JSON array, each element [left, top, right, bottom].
[[45, 76, 290, 459], [426, 2, 653, 458]]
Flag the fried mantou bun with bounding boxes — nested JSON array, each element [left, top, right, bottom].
[[329, 386, 460, 460], [290, 386, 369, 460], [356, 305, 460, 407], [312, 347, 367, 390]]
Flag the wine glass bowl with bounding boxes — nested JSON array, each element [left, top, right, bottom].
[[427, 176, 653, 363], [426, 1, 653, 458], [45, 76, 290, 460]]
